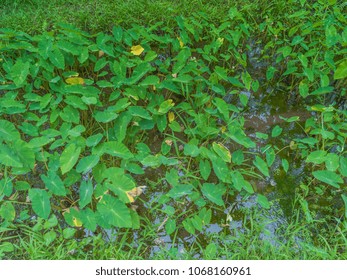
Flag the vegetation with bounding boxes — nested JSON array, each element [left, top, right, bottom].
[[0, 0, 346, 259]]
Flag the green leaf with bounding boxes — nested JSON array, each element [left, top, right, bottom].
[[97, 195, 132, 228], [212, 157, 229, 182], [101, 141, 134, 159], [271, 125, 283, 137], [282, 158, 289, 173], [165, 219, 176, 235], [158, 99, 175, 115], [11, 59, 30, 86], [0, 120, 20, 141], [0, 144, 23, 167], [76, 155, 100, 174], [60, 144, 81, 174], [80, 208, 97, 231], [93, 110, 118, 123], [266, 147, 276, 167], [325, 153, 339, 171], [199, 159, 211, 180], [49, 48, 65, 69], [334, 60, 347, 80], [313, 170, 343, 188], [167, 184, 193, 198], [212, 142, 231, 163], [226, 125, 255, 148], [342, 195, 347, 219], [139, 75, 160, 86], [0, 202, 15, 221], [0, 242, 14, 253], [204, 243, 217, 259], [41, 172, 66, 196], [257, 194, 270, 209], [128, 106, 152, 120], [306, 150, 327, 164], [201, 183, 226, 206], [86, 133, 103, 147], [184, 144, 200, 157], [213, 98, 229, 120], [339, 157, 347, 177], [79, 180, 93, 209], [29, 189, 51, 219], [253, 156, 269, 177]]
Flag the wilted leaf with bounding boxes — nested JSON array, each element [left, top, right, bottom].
[[130, 45, 144, 55]]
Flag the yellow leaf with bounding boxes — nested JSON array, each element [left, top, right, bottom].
[[220, 126, 227, 133], [177, 37, 184, 48], [126, 186, 146, 203], [131, 45, 144, 56], [65, 77, 85, 85], [165, 139, 173, 146], [98, 50, 105, 57], [168, 111, 175, 123], [217, 37, 224, 46], [73, 217, 83, 227]]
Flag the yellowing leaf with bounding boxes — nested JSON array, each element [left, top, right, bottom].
[[177, 37, 184, 48], [65, 77, 85, 85], [217, 37, 224, 46], [168, 111, 175, 123], [220, 126, 227, 133], [98, 50, 105, 57], [126, 186, 146, 203], [131, 45, 144, 56], [73, 217, 83, 227]]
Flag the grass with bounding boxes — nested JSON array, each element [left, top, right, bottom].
[[0, 0, 232, 34], [4, 202, 347, 260]]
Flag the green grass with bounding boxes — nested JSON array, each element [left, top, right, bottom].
[[0, 0, 232, 34]]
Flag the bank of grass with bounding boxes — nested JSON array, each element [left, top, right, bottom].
[[0, 0, 233, 34], [4, 204, 347, 260]]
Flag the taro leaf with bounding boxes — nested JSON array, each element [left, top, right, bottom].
[[141, 155, 160, 167], [60, 144, 81, 174], [257, 194, 270, 209], [127, 63, 153, 85], [165, 219, 176, 235], [271, 125, 283, 137], [342, 195, 347, 219], [113, 112, 132, 142], [28, 189, 51, 219], [231, 171, 253, 193], [212, 157, 229, 182], [0, 202, 15, 221], [232, 149, 244, 165], [226, 125, 255, 148], [0, 120, 20, 141], [80, 208, 97, 231], [0, 242, 14, 253], [11, 59, 30, 86], [184, 144, 200, 157], [253, 156, 270, 177], [306, 150, 327, 164], [79, 180, 93, 209], [158, 99, 175, 115], [312, 170, 343, 188], [139, 75, 160, 86], [199, 159, 211, 180], [94, 110, 118, 123], [266, 147, 276, 167], [130, 209, 140, 229], [339, 156, 347, 177], [76, 155, 100, 174], [325, 153, 339, 171], [97, 195, 132, 228], [167, 184, 193, 198], [183, 218, 195, 235], [282, 159, 289, 173], [0, 144, 23, 167], [49, 48, 65, 69], [334, 60, 347, 80], [201, 183, 226, 206], [212, 142, 231, 163], [128, 106, 152, 120], [86, 133, 103, 147], [191, 215, 203, 231], [213, 98, 229, 120], [102, 141, 133, 159], [204, 243, 217, 259], [41, 172, 66, 196]]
